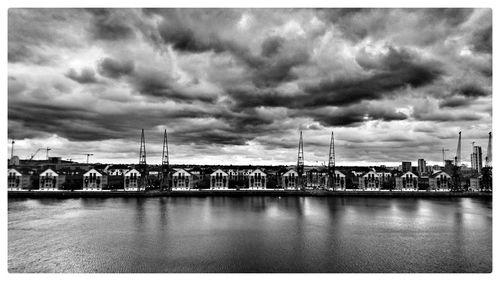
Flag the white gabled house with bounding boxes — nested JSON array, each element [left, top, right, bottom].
[[282, 169, 298, 190], [39, 168, 65, 190], [332, 170, 346, 191], [210, 169, 229, 189], [358, 170, 380, 191], [395, 171, 418, 191], [172, 169, 193, 190], [248, 168, 266, 189], [124, 168, 143, 191], [429, 171, 451, 191], [83, 169, 107, 191], [8, 168, 32, 191]]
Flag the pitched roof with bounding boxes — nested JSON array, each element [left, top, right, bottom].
[[360, 170, 379, 177], [250, 168, 266, 175], [430, 171, 450, 178], [211, 169, 228, 176]]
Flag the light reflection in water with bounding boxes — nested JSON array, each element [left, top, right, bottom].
[[8, 196, 491, 273]]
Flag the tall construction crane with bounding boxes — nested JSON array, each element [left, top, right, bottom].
[[452, 132, 462, 191], [10, 139, 15, 159], [297, 131, 304, 190], [77, 153, 94, 164], [160, 129, 170, 191], [28, 148, 44, 161], [138, 129, 147, 191], [454, 131, 461, 166], [328, 132, 335, 190], [486, 132, 492, 167], [45, 147, 51, 160]]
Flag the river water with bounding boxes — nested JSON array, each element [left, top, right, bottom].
[[8, 196, 492, 273]]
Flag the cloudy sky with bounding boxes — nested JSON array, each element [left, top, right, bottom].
[[8, 8, 492, 166]]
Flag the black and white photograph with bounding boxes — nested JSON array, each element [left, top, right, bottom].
[[4, 2, 496, 275]]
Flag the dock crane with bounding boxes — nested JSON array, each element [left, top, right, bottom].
[[10, 139, 15, 159], [84, 153, 94, 164], [77, 153, 94, 164]]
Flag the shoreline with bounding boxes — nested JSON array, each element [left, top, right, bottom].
[[7, 190, 492, 198]]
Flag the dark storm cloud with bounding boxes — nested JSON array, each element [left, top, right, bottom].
[[130, 69, 218, 103], [8, 96, 217, 142], [439, 97, 471, 108], [302, 47, 442, 106], [158, 23, 225, 53], [456, 84, 489, 98], [303, 63, 440, 106], [97, 57, 135, 79], [86, 8, 135, 41], [412, 100, 483, 122], [151, 12, 310, 88], [228, 47, 442, 109], [65, 68, 98, 84], [471, 25, 492, 54], [439, 84, 490, 108], [261, 36, 284, 57], [422, 8, 474, 26], [292, 104, 408, 127], [318, 8, 474, 44], [172, 129, 248, 146], [252, 50, 310, 88]]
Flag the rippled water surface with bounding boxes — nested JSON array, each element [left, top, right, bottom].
[[8, 196, 491, 273]]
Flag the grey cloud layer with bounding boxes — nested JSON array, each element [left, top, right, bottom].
[[8, 8, 492, 164]]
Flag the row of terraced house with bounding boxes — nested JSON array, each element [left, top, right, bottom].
[[7, 164, 477, 192]]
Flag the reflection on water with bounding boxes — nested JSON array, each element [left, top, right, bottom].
[[8, 196, 491, 273]]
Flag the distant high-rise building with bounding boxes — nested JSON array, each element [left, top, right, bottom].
[[402, 161, 412, 172], [444, 160, 455, 175], [471, 146, 483, 173], [417, 159, 426, 175]]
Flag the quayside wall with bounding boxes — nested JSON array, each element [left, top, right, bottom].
[[7, 190, 492, 199]]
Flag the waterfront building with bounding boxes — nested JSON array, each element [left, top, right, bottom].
[[83, 168, 107, 191], [227, 169, 236, 180], [172, 168, 193, 190], [124, 168, 143, 191], [471, 146, 483, 173], [248, 168, 267, 189], [104, 164, 129, 176], [9, 155, 20, 166], [418, 176, 430, 190], [39, 168, 65, 190], [395, 171, 418, 191], [429, 171, 452, 191], [305, 168, 320, 189], [282, 169, 298, 189], [7, 168, 32, 190], [402, 162, 412, 173], [375, 167, 392, 186], [470, 176, 482, 191], [210, 169, 229, 189], [418, 159, 426, 175], [56, 167, 85, 190], [358, 170, 380, 191], [333, 170, 346, 190]]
